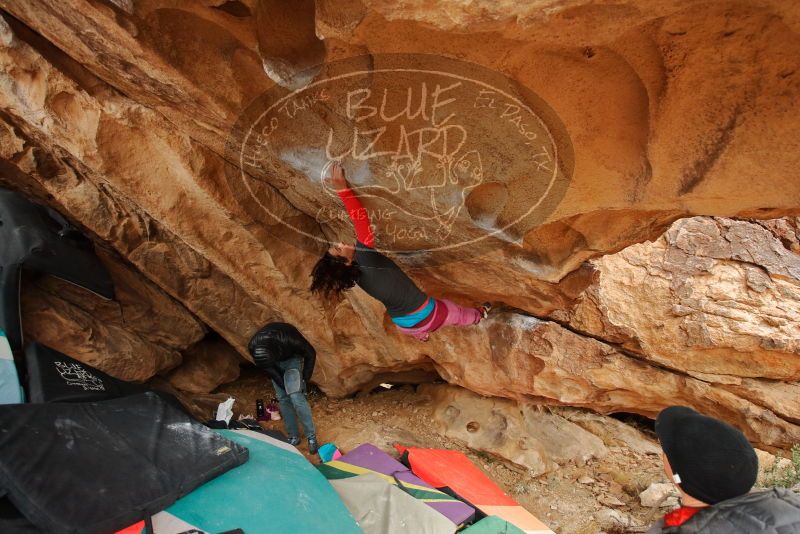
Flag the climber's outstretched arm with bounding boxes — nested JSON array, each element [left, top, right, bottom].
[[330, 162, 375, 248]]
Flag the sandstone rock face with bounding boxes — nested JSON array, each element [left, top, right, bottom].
[[0, 1, 797, 450], [758, 217, 800, 254], [421, 311, 800, 451], [420, 384, 609, 475], [0, 16, 426, 397], [557, 217, 800, 423], [562, 217, 800, 363], [167, 336, 242, 394], [558, 411, 661, 457], [20, 249, 205, 381]]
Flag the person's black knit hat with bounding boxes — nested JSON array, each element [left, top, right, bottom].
[[655, 406, 758, 504]]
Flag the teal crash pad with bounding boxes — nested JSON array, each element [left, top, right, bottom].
[[463, 515, 527, 534], [149, 429, 360, 534], [0, 331, 23, 404]]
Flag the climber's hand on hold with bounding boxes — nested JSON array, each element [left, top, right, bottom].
[[328, 161, 348, 191]]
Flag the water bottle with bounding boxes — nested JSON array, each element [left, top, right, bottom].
[[256, 398, 265, 419]]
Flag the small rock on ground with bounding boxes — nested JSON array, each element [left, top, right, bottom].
[[640, 482, 678, 507]]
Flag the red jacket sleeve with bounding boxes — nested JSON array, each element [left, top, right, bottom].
[[337, 187, 374, 248]]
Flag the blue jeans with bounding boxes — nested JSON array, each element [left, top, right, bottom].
[[272, 357, 315, 439]]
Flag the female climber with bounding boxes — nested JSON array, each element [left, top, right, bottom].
[[310, 162, 490, 341]]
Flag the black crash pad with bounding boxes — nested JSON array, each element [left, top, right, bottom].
[[0, 392, 249, 534], [24, 342, 149, 404], [0, 188, 114, 352]]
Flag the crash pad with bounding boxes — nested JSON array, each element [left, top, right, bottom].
[[0, 392, 247, 534], [0, 331, 23, 404], [317, 443, 475, 526], [148, 429, 361, 534], [396, 446, 554, 534], [318, 442, 342, 462], [0, 189, 114, 352], [463, 515, 526, 534], [24, 342, 147, 403], [331, 474, 455, 534]]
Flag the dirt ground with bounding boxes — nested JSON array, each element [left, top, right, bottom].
[[216, 368, 672, 534]]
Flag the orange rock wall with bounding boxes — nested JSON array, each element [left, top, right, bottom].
[[0, 0, 797, 449]]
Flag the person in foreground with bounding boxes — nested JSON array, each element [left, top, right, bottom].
[[647, 405, 800, 533], [248, 322, 319, 454], [310, 161, 490, 342]]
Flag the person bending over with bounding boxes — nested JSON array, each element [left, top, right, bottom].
[[248, 322, 318, 454], [310, 162, 490, 342], [647, 406, 800, 533]]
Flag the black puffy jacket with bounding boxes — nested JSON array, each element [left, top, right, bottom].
[[247, 323, 316, 389], [647, 489, 800, 533]]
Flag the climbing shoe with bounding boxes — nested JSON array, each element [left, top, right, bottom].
[[287, 435, 301, 446], [480, 302, 492, 319], [308, 437, 319, 455]]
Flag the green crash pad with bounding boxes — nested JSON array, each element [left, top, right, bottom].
[[463, 515, 527, 534], [148, 429, 360, 534]]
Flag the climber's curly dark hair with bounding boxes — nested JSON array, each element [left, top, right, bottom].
[[310, 252, 361, 300]]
